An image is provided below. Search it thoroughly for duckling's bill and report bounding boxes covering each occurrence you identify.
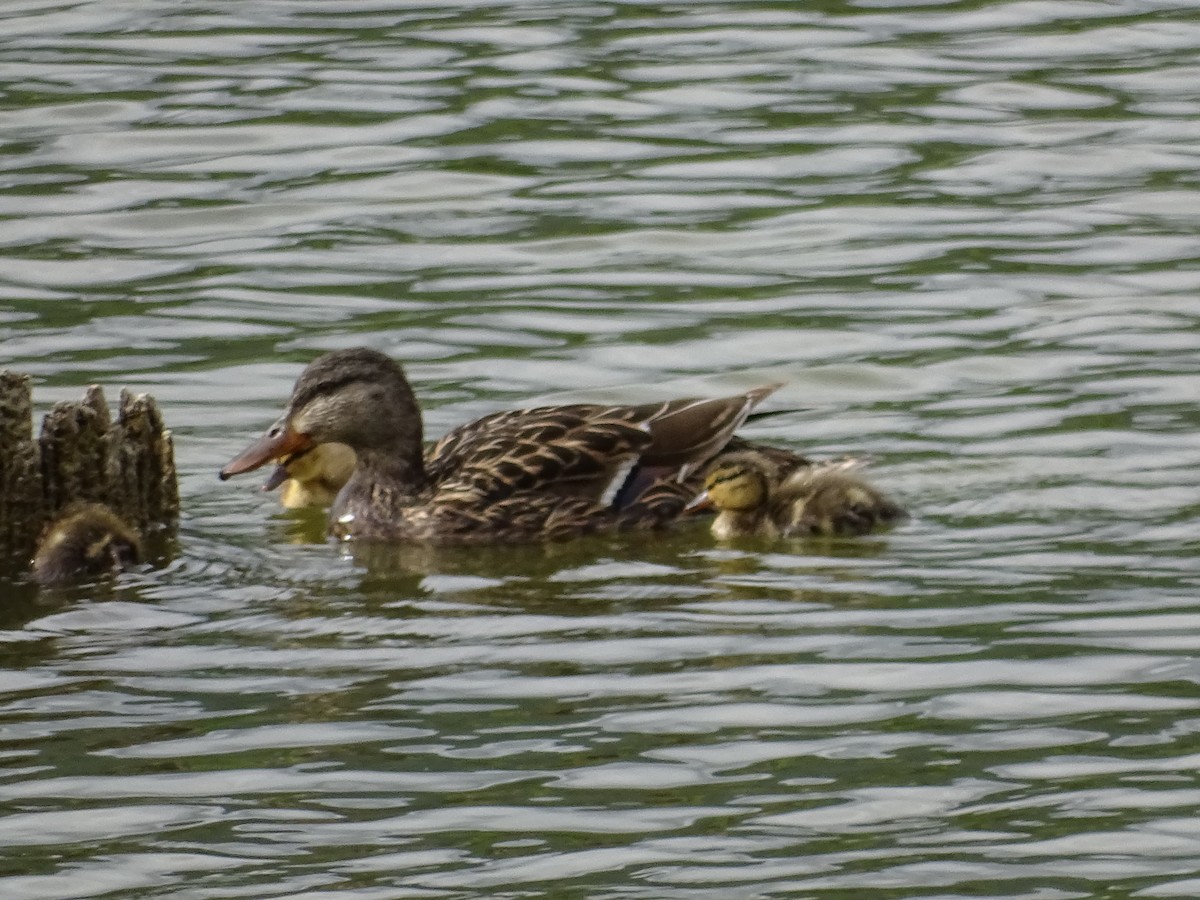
[261,460,293,492]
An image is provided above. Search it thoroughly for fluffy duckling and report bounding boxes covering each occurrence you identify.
[262,442,356,509]
[700,450,906,540]
[32,503,142,585]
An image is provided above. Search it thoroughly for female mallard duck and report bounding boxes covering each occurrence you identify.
[32,502,141,585]
[698,450,906,539]
[261,442,356,509]
[220,347,782,543]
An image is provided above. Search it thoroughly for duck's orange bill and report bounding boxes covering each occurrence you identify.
[684,491,712,513]
[219,423,312,481]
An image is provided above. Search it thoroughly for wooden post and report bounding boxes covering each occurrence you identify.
[0,373,179,576]
[40,384,112,515]
[108,389,180,533]
[0,372,44,567]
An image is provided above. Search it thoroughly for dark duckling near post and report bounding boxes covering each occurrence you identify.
[32,503,142,586]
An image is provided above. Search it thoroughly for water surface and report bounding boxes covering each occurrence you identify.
[2,1,1200,897]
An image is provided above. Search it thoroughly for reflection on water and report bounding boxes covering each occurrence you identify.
[3,0,1200,897]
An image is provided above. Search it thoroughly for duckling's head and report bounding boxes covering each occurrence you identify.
[262,442,357,508]
[221,348,420,481]
[702,454,772,512]
[32,503,141,586]
[280,442,356,488]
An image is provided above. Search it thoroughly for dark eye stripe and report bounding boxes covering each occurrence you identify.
[707,468,748,488]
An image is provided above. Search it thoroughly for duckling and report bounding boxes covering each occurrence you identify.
[700,450,906,540]
[261,442,356,509]
[32,503,141,585]
[221,347,783,543]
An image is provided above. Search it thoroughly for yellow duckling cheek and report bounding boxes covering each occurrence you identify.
[288,457,317,482]
[711,477,764,512]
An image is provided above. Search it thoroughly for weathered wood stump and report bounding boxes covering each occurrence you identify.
[0,372,178,575]
[0,372,42,568]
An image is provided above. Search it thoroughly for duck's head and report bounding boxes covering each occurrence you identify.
[221,348,420,481]
[693,452,773,513]
[33,503,142,585]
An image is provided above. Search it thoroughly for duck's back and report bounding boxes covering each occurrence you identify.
[346,392,775,543]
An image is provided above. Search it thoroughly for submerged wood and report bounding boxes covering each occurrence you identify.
[0,373,178,576]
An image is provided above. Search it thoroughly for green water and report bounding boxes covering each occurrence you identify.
[2,1,1200,897]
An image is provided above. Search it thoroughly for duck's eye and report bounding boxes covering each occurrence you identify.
[268,423,283,438]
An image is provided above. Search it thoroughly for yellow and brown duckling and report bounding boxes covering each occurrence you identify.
[698,450,906,540]
[262,441,356,509]
[220,347,783,543]
[32,502,142,585]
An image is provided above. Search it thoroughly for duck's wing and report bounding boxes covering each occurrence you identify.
[426,385,782,516]
[428,404,654,506]
[613,382,782,474]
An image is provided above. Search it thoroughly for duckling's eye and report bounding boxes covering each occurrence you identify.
[268,423,283,438]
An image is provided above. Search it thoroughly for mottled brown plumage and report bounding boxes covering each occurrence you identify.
[221,347,782,543]
[32,502,141,585]
[701,449,906,539]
